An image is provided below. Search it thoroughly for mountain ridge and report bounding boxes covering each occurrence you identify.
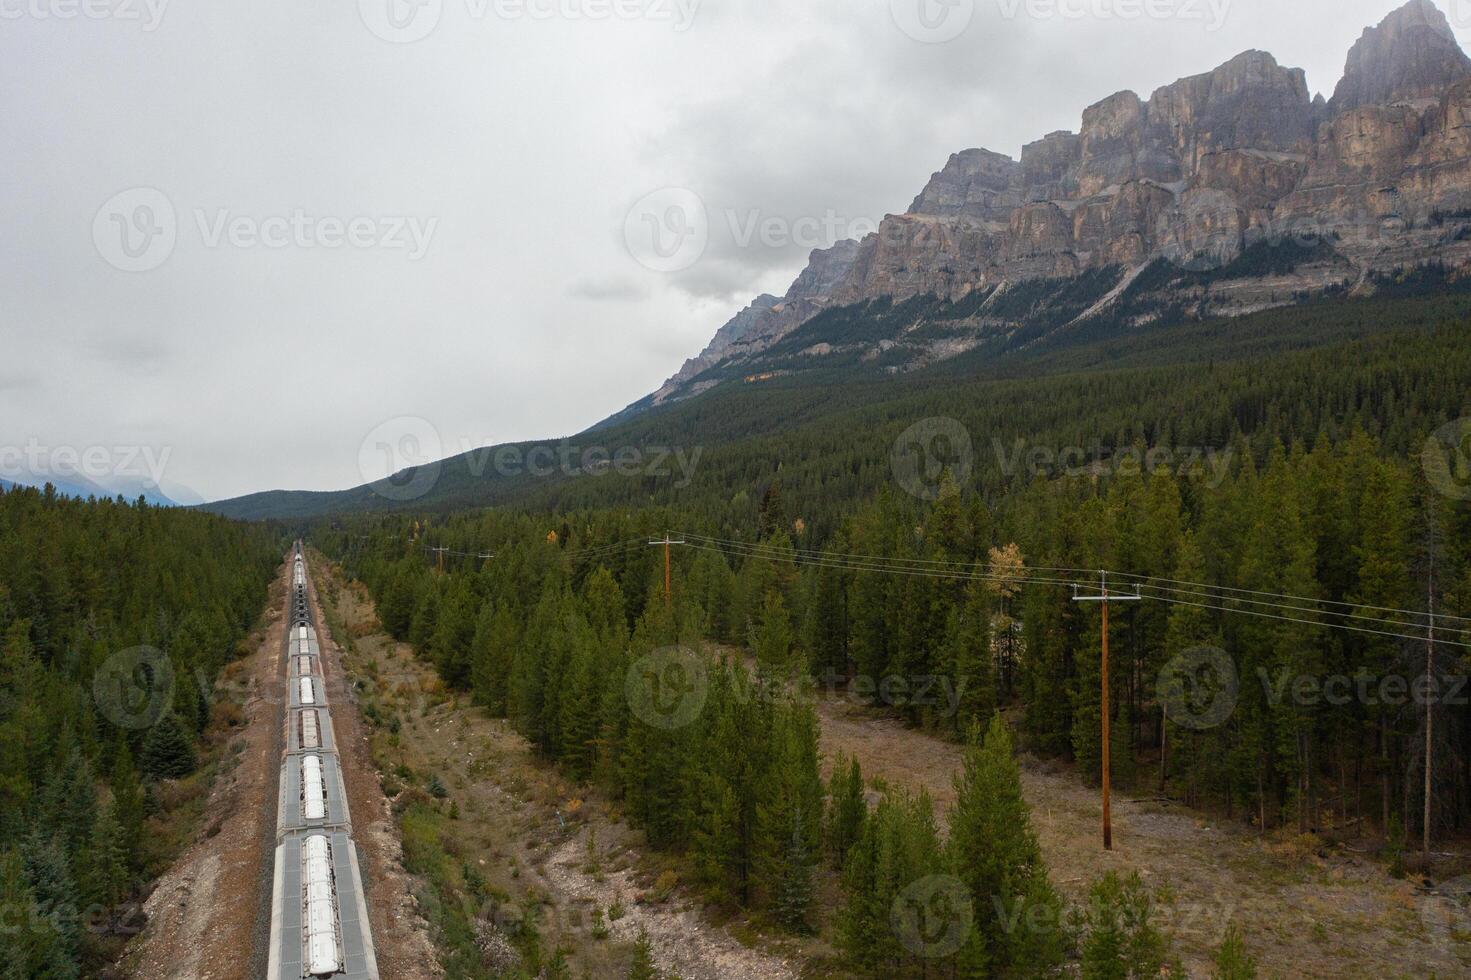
[621,0,1471,416]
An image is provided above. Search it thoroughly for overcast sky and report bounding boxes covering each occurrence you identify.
[2,0,1463,502]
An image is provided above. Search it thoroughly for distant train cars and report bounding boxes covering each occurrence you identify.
[268,544,378,980]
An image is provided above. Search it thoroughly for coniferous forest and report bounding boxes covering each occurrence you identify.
[310,301,1471,973]
[0,485,278,977]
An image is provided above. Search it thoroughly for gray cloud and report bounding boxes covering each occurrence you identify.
[566,276,651,301]
[0,372,39,393]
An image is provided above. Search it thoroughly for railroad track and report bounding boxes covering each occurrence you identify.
[266,543,380,980]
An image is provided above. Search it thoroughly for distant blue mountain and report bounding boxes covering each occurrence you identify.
[0,470,182,506]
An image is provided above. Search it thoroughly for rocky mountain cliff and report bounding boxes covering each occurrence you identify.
[632,0,1471,414]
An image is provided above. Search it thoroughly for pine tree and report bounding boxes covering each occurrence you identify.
[1161,530,1222,805]
[771,817,815,931]
[1212,924,1258,979]
[0,849,78,979]
[557,617,600,781]
[758,480,787,540]
[753,704,823,922]
[826,754,866,867]
[1080,871,1168,980]
[21,831,82,972]
[140,712,196,780]
[803,559,848,680]
[752,590,795,674]
[468,600,516,714]
[110,740,148,866]
[1111,700,1136,789]
[407,582,440,651]
[428,580,477,688]
[583,565,629,648]
[87,799,130,909]
[947,716,1065,975]
[942,584,995,737]
[627,928,657,980]
[839,788,946,974]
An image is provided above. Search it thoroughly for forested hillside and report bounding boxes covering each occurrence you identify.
[207,289,1471,522]
[313,387,1471,972]
[0,485,278,977]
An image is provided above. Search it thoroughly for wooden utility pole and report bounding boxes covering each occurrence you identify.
[1074,570,1142,850]
[430,545,448,574]
[1425,547,1436,859]
[648,535,685,605]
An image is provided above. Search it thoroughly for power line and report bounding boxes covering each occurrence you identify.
[1117,578,1471,638]
[680,531,1471,637]
[679,539,1083,589]
[676,534,1471,651]
[700,530,1471,626]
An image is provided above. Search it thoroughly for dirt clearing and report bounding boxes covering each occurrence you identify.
[818,695,1469,979]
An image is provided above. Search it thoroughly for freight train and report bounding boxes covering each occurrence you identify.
[266,543,379,980]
